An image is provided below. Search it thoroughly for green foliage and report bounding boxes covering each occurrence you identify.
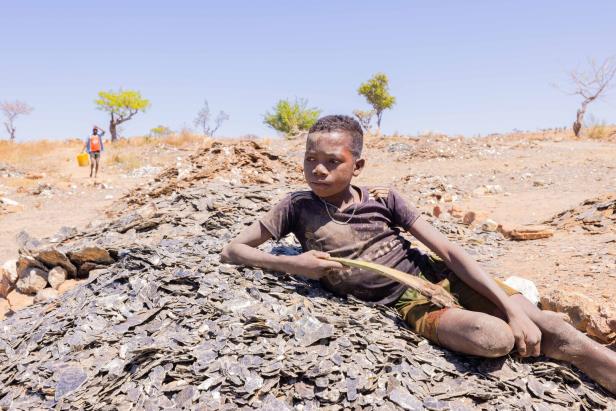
[357,73,396,127]
[150,125,173,137]
[263,98,320,137]
[95,90,150,120]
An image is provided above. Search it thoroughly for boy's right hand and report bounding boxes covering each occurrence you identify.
[285,250,348,280]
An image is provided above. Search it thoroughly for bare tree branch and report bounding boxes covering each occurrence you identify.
[566,57,616,137]
[0,100,34,140]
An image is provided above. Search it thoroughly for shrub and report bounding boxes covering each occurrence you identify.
[263,98,320,138]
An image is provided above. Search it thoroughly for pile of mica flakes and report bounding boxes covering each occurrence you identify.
[0,144,614,410]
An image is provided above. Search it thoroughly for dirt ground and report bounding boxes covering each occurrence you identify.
[1,131,615,339]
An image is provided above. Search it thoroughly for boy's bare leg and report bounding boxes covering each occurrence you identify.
[90,160,94,178]
[94,157,99,178]
[508,294,616,394]
[436,308,514,358]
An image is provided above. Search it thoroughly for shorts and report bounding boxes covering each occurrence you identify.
[89,151,101,160]
[394,255,519,344]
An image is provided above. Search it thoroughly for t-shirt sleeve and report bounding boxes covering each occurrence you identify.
[388,189,421,230]
[259,194,295,241]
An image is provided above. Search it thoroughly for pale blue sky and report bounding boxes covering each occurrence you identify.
[1,1,615,140]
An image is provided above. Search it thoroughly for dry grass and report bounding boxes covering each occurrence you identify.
[105,150,143,171]
[0,139,79,165]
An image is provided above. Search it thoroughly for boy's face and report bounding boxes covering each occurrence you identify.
[303,131,364,199]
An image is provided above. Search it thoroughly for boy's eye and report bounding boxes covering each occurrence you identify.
[305,157,315,162]
[330,159,341,165]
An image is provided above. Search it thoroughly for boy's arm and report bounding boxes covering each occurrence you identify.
[221,221,346,280]
[408,217,542,357]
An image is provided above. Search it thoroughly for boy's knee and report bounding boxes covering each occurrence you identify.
[467,317,514,358]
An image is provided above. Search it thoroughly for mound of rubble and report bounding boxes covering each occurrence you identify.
[546,194,616,235]
[123,140,303,206]
[1,167,614,410]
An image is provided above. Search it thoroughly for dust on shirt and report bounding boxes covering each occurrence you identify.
[260,186,430,305]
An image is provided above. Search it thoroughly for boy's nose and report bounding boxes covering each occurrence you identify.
[313,164,328,176]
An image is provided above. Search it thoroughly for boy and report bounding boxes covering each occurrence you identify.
[221,115,616,394]
[82,126,105,178]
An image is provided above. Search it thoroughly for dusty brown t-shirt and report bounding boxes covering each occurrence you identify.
[260,186,427,305]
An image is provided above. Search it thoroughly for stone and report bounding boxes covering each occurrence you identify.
[57,279,82,294]
[462,211,488,226]
[34,288,59,303]
[509,225,553,241]
[0,269,14,298]
[504,276,539,305]
[481,219,498,232]
[2,259,17,283]
[16,268,48,295]
[6,289,34,310]
[448,205,464,218]
[0,298,10,320]
[540,290,595,332]
[34,248,77,277]
[48,266,67,289]
[67,247,114,267]
[497,223,514,239]
[16,256,46,276]
[432,206,442,218]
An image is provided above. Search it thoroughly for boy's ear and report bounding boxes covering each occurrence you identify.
[353,158,365,176]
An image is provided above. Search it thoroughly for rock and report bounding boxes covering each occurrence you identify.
[540,290,595,332]
[77,262,104,278]
[609,318,616,333]
[16,256,46,276]
[6,289,34,311]
[497,223,514,239]
[16,268,48,295]
[462,211,488,225]
[0,298,10,320]
[448,205,464,218]
[34,248,77,277]
[26,172,45,180]
[67,247,114,267]
[482,219,498,232]
[509,225,554,241]
[0,269,14,298]
[472,186,487,197]
[388,143,412,153]
[48,266,67,289]
[34,288,59,303]
[2,259,18,283]
[57,279,82,294]
[504,276,539,305]
[0,197,20,206]
[432,205,442,218]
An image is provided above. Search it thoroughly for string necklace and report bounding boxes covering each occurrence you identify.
[321,194,359,225]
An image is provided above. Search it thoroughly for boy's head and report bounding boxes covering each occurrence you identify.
[304,115,365,200]
[92,127,98,135]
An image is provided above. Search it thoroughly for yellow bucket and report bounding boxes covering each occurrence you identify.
[77,152,89,167]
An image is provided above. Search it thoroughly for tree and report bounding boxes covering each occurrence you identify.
[194,100,229,137]
[353,109,376,133]
[149,125,173,137]
[567,57,616,137]
[0,100,33,141]
[357,73,396,130]
[95,90,150,141]
[263,98,320,138]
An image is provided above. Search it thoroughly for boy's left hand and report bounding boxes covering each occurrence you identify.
[507,310,542,357]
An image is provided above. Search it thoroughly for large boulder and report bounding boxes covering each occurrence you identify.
[540,289,615,343]
[48,266,67,289]
[34,248,77,277]
[2,259,17,283]
[67,247,114,267]
[6,289,34,311]
[16,256,46,276]
[16,268,48,295]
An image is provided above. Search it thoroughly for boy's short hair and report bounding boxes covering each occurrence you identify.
[308,115,363,158]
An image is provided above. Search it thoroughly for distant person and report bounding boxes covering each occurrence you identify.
[82,126,105,178]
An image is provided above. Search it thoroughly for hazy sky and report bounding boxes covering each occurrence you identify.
[1,1,615,140]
